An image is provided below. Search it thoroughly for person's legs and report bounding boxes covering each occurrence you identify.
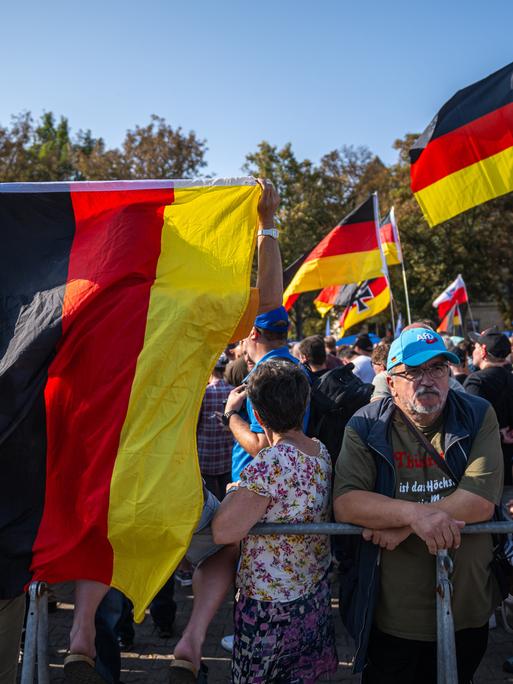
[94,589,128,684]
[173,544,239,670]
[150,575,177,636]
[362,627,425,684]
[170,486,239,675]
[455,623,488,683]
[70,580,110,658]
[0,594,25,684]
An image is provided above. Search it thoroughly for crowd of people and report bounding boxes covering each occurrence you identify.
[3,180,513,684]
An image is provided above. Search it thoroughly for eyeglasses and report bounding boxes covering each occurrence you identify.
[390,363,449,382]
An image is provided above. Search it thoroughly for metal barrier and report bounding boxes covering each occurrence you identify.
[250,521,513,684]
[20,521,513,684]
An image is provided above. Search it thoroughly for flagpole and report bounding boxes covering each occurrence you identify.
[373,192,395,335]
[466,300,478,332]
[389,282,396,334]
[462,279,478,333]
[391,207,412,325]
[401,263,412,325]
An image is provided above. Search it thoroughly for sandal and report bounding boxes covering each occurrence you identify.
[169,659,208,683]
[63,654,108,683]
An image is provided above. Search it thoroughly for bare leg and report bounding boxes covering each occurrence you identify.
[69,580,110,658]
[173,544,238,670]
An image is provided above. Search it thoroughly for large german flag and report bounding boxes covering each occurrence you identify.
[283,194,385,310]
[0,179,259,619]
[410,61,513,227]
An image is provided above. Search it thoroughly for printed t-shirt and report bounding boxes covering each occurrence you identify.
[231,347,310,480]
[334,404,503,640]
[237,440,332,602]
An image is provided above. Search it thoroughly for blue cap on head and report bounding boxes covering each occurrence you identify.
[387,328,460,372]
[254,306,290,333]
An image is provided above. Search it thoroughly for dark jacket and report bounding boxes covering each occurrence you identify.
[340,390,490,672]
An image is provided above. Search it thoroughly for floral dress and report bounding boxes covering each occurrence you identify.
[232,440,338,683]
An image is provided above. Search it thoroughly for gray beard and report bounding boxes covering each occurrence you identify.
[406,388,444,416]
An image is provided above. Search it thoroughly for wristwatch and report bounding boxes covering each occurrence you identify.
[222,410,238,426]
[257,228,279,239]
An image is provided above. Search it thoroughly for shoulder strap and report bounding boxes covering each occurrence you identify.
[394,406,459,483]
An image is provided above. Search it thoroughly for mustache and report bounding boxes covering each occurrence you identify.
[414,387,442,399]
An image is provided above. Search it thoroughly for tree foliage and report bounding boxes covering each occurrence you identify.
[0,111,207,183]
[0,111,511,330]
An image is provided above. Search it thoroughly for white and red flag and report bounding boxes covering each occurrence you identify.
[433,275,468,319]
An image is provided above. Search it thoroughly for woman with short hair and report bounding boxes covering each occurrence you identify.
[212,359,337,683]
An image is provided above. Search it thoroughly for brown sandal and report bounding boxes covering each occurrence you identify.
[63,654,108,683]
[169,659,202,683]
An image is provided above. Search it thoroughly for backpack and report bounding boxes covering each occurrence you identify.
[306,362,374,464]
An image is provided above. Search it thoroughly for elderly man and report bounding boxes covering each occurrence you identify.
[334,327,503,683]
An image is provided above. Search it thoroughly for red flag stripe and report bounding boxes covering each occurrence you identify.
[380,222,394,244]
[411,102,513,192]
[304,220,378,263]
[32,188,174,584]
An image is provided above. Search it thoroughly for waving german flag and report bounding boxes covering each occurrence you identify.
[0,179,259,619]
[379,207,403,266]
[283,194,385,309]
[410,61,513,227]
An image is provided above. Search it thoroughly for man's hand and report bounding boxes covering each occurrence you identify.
[225,385,247,413]
[362,526,411,551]
[256,179,280,229]
[410,508,465,555]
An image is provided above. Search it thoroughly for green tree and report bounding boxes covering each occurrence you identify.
[120,115,207,179]
[244,142,390,336]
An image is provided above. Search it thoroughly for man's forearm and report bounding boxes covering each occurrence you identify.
[256,235,283,313]
[335,488,495,532]
[429,488,495,523]
[228,415,268,456]
[334,490,420,530]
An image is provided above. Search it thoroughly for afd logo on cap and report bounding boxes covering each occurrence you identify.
[417,332,437,344]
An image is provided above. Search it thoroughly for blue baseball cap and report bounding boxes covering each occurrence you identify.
[387,328,460,372]
[254,306,290,333]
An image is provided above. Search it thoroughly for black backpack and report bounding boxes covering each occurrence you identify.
[306,362,374,464]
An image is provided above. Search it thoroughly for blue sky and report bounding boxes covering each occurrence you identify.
[1,0,512,176]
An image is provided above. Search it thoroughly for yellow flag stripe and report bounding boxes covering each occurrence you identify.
[108,184,259,620]
[283,249,384,305]
[382,241,402,266]
[341,285,390,334]
[414,145,513,227]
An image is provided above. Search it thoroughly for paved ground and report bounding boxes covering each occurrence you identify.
[19,577,513,683]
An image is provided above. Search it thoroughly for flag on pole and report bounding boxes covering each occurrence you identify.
[410,61,513,227]
[379,207,403,265]
[314,284,346,317]
[0,178,259,620]
[436,304,463,334]
[338,276,391,335]
[283,195,385,310]
[433,274,468,320]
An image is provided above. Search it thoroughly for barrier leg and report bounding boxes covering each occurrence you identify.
[20,581,49,684]
[37,586,50,684]
[436,550,458,684]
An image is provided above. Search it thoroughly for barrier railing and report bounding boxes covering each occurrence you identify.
[21,521,513,684]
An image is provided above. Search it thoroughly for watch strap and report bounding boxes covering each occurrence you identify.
[222,409,238,426]
[257,228,279,239]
